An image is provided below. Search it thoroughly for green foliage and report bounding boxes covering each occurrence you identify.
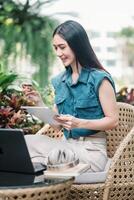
[0,0,59,87]
[0,64,18,92]
[120,27,134,38]
[32,80,55,108]
[119,26,134,67]
[0,67,44,134]
[116,87,134,105]
[39,84,55,108]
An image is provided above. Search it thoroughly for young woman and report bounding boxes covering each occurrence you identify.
[25,20,118,173]
[50,20,118,171]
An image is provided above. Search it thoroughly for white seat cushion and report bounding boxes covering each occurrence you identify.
[75,158,112,184]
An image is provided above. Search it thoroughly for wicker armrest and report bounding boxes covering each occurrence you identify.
[103,127,134,200]
[36,124,63,139]
[36,124,51,135]
[105,102,134,158]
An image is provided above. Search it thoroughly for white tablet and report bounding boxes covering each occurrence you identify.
[21,106,59,125]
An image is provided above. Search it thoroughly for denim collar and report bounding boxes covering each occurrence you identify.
[62,66,90,86]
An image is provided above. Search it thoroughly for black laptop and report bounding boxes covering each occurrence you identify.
[0,129,46,174]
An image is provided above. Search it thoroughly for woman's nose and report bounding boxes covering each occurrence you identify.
[56,49,63,57]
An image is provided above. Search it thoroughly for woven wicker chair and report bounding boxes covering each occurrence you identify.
[0,177,74,200]
[37,102,134,200]
[103,127,134,200]
[69,129,134,200]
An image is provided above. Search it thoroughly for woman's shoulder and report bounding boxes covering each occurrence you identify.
[88,68,115,92]
[90,68,110,76]
[89,68,113,82]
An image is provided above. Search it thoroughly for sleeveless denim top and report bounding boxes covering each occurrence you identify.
[51,67,115,139]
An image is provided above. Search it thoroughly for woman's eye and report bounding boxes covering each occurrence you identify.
[60,46,65,50]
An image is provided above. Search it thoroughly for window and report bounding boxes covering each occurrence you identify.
[89,31,101,38]
[106,60,116,67]
[107,47,116,52]
[107,32,116,38]
[93,46,101,52]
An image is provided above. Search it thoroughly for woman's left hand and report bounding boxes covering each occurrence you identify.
[54,114,80,130]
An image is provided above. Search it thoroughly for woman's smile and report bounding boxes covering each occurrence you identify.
[53,34,76,67]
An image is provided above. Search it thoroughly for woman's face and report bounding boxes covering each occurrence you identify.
[53,34,76,67]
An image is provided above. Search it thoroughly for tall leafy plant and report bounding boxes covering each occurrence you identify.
[0,0,58,87]
[0,65,18,92]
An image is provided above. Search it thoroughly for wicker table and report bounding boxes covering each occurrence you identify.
[0,172,74,200]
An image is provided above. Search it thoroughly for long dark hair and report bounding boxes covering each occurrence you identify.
[53,20,106,71]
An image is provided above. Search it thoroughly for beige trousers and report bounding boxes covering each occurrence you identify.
[25,132,107,172]
[62,132,107,172]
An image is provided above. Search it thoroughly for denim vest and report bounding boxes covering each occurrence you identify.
[51,67,115,139]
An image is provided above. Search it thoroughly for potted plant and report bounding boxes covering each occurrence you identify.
[0,70,44,134]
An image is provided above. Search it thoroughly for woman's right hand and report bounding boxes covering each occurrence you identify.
[54,114,80,130]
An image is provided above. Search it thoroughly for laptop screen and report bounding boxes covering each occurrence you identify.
[0,128,46,174]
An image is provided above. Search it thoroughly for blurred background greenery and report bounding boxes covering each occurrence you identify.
[0,0,134,106]
[0,0,133,134]
[0,0,59,88]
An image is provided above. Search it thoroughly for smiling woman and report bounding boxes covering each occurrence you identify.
[47,20,118,171]
[52,20,118,132]
[53,34,76,68]
[22,20,118,173]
